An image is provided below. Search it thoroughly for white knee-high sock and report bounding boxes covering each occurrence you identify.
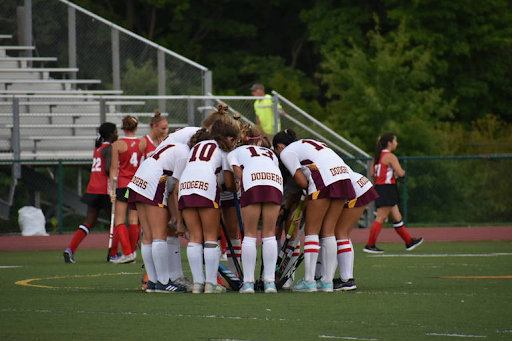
[241,237,257,283]
[227,238,242,275]
[304,235,320,283]
[167,237,183,281]
[204,241,221,284]
[141,244,157,283]
[337,239,354,281]
[152,239,170,285]
[187,242,204,284]
[262,236,277,282]
[320,236,337,283]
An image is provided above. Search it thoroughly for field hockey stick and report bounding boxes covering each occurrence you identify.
[276,195,305,269]
[275,219,305,284]
[220,219,244,279]
[218,262,243,291]
[233,194,245,238]
[106,176,117,261]
[276,252,304,290]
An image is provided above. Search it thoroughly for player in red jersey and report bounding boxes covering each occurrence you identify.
[363,133,423,254]
[109,115,143,264]
[63,123,118,263]
[140,110,169,160]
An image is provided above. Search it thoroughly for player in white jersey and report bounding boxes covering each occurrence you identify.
[333,170,379,291]
[272,128,356,292]
[227,125,283,293]
[127,142,190,293]
[174,120,239,294]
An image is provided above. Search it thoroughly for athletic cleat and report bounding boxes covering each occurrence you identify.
[141,272,148,291]
[204,282,226,294]
[334,278,357,291]
[145,281,156,293]
[282,277,294,290]
[292,278,317,292]
[154,280,186,293]
[239,282,255,294]
[192,282,205,294]
[316,280,334,292]
[264,281,277,294]
[363,245,385,254]
[63,248,75,263]
[112,253,136,264]
[108,253,122,263]
[173,276,194,292]
[406,237,424,251]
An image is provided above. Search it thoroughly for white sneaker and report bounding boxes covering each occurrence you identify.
[192,282,205,294]
[112,253,136,264]
[204,282,226,294]
[173,276,194,292]
[220,253,228,261]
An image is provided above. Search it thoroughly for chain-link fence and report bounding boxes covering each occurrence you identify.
[1,155,510,234]
[1,0,209,96]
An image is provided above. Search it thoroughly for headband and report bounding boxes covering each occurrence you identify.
[153,118,167,126]
[245,135,262,141]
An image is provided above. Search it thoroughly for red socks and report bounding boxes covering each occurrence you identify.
[366,221,382,246]
[114,224,132,256]
[393,221,412,244]
[128,224,140,252]
[68,224,90,253]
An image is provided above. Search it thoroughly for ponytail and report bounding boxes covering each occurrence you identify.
[96,122,117,148]
[374,133,395,164]
[272,128,297,149]
[188,128,212,149]
[121,115,138,131]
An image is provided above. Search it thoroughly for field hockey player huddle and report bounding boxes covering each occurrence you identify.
[66,104,396,294]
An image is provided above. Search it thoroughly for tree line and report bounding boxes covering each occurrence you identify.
[74,0,512,156]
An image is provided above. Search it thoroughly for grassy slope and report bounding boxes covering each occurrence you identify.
[0,241,511,341]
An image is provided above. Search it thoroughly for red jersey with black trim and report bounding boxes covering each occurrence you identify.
[86,142,110,194]
[118,137,142,188]
[373,150,396,185]
[142,135,159,161]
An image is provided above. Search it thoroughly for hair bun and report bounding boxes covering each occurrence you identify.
[217,104,228,115]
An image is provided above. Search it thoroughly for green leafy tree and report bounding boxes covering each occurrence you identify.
[320,19,455,155]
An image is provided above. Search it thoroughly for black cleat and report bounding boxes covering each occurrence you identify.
[363,245,385,254]
[334,278,357,291]
[406,237,424,251]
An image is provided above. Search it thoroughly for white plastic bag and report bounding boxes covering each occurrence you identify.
[18,206,49,236]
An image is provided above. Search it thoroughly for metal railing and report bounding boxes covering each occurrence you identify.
[1,155,511,233]
[1,0,211,103]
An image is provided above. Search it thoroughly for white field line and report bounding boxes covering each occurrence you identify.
[0,266,23,268]
[319,335,379,340]
[0,307,364,326]
[209,339,263,341]
[368,253,512,258]
[426,332,486,338]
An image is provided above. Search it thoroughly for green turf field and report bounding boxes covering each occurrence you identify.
[1,241,511,341]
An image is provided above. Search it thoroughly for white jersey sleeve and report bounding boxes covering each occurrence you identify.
[167,126,200,145]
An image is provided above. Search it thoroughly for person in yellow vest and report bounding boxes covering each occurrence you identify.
[250,83,285,137]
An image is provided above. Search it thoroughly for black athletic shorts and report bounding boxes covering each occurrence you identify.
[80,193,111,210]
[116,187,130,203]
[374,184,399,208]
